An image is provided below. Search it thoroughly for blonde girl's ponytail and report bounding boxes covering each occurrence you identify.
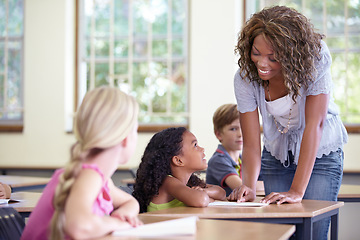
[49,87,139,239]
[50,142,87,240]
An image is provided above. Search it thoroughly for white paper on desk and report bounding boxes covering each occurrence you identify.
[112,216,198,237]
[0,199,9,205]
[209,201,269,207]
[0,199,20,205]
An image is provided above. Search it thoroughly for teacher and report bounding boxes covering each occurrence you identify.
[229,6,348,240]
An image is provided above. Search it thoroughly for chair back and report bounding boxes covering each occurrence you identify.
[0,207,25,240]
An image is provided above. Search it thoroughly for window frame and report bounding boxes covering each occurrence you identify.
[75,0,189,133]
[0,0,24,132]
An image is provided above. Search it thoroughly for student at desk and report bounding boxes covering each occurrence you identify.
[0,182,11,199]
[206,104,243,196]
[133,127,226,213]
[22,87,142,240]
[230,6,348,240]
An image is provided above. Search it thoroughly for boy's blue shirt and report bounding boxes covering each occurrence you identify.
[206,144,241,196]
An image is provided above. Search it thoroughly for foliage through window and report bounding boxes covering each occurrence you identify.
[77,0,188,129]
[246,0,360,126]
[0,0,24,130]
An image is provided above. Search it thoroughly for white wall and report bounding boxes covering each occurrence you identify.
[0,0,359,172]
[189,0,240,161]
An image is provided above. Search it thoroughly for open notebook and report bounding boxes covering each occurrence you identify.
[209,201,269,207]
[112,216,198,237]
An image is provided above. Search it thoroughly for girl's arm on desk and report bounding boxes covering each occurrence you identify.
[163,176,211,207]
[109,179,142,227]
[202,184,226,201]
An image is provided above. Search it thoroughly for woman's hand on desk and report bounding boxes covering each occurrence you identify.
[260,189,302,204]
[227,185,255,202]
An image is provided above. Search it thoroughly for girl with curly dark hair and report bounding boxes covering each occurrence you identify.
[133,127,226,213]
[229,6,347,240]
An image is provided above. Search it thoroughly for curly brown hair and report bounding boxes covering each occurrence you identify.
[235,5,324,101]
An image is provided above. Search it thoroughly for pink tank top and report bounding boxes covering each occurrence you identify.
[21,164,114,240]
[82,164,114,215]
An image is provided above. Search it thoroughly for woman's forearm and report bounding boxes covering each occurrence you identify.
[290,124,322,196]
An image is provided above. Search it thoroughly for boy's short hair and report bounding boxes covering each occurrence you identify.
[213,104,240,134]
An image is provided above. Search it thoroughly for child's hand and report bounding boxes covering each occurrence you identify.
[111,208,143,227]
[0,183,10,199]
[0,184,6,199]
[201,184,226,201]
[191,186,205,191]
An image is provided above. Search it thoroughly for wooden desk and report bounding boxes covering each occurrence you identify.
[101,216,295,240]
[143,198,344,240]
[337,184,360,202]
[120,178,135,187]
[0,193,296,240]
[0,191,42,219]
[0,175,50,192]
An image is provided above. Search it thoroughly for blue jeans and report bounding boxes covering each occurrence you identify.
[260,147,344,240]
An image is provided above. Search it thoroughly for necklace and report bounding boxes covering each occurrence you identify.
[267,87,292,134]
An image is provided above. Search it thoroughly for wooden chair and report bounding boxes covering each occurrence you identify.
[0,207,25,240]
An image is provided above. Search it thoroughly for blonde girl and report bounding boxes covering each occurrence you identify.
[22,87,141,240]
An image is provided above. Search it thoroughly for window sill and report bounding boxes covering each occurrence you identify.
[0,125,23,132]
[0,123,358,134]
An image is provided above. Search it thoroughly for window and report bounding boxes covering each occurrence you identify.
[0,0,24,131]
[245,0,360,132]
[77,0,188,131]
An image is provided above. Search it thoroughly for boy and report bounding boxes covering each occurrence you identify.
[206,104,243,196]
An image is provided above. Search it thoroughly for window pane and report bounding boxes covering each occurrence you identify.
[0,43,4,73]
[114,39,128,57]
[332,53,347,114]
[0,74,3,110]
[133,38,147,57]
[94,63,110,87]
[172,0,185,34]
[0,0,24,124]
[327,36,347,50]
[95,38,109,57]
[114,0,129,36]
[134,2,148,35]
[7,0,23,36]
[152,0,167,35]
[172,38,183,56]
[346,53,360,120]
[152,39,167,57]
[171,62,186,113]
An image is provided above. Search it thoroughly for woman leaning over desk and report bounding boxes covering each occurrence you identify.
[229,6,348,240]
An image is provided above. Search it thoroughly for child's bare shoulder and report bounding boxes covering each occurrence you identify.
[162,175,183,188]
